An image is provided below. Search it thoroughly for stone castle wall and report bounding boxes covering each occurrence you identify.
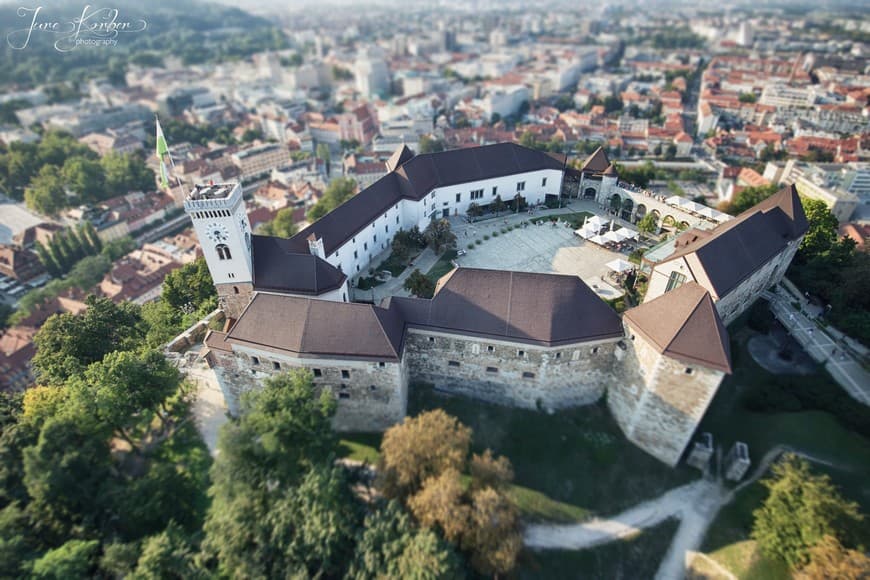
[216,282,254,320]
[608,327,724,466]
[402,329,620,410]
[208,346,407,432]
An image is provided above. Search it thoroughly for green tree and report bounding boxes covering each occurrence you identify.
[101,152,156,195]
[161,258,217,313]
[492,195,506,216]
[464,486,522,576]
[23,415,113,540]
[752,454,864,568]
[209,370,337,494]
[798,198,840,257]
[664,143,678,160]
[260,207,300,238]
[722,183,779,215]
[316,143,331,176]
[24,166,67,216]
[307,177,356,221]
[31,539,99,580]
[61,156,106,202]
[130,521,203,580]
[403,269,435,299]
[423,219,456,254]
[637,213,658,238]
[68,350,181,452]
[419,135,445,154]
[348,501,462,580]
[34,242,61,278]
[32,296,144,386]
[466,202,483,218]
[519,131,539,150]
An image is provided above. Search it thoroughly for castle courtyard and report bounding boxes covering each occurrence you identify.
[450,203,631,301]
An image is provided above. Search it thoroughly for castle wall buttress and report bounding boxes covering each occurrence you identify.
[609,327,725,466]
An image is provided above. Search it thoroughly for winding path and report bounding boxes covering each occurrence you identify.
[525,446,839,580]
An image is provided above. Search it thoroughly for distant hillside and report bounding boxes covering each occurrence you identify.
[1,0,287,88]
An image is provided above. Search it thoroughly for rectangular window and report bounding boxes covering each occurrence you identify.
[517,349,525,357]
[364,242,368,250]
[592,347,599,354]
[341,370,350,379]
[486,366,498,374]
[313,368,322,377]
[492,186,498,196]
[339,392,351,399]
[354,250,358,259]
[272,361,281,370]
[378,362,385,368]
[374,234,377,243]
[428,337,435,343]
[555,352,562,359]
[517,181,525,192]
[251,356,260,365]
[542,177,547,186]
[396,216,400,224]
[448,360,460,367]
[470,189,484,200]
[456,193,461,203]
[685,368,694,375]
[385,225,389,232]
[665,271,687,293]
[522,371,535,379]
[487,345,494,353]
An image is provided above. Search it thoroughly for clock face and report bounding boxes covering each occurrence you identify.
[205,222,230,243]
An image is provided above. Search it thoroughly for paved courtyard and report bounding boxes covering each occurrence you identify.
[452,209,628,300]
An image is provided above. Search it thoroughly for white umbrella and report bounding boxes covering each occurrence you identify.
[586,215,605,228]
[606,258,634,273]
[698,206,717,218]
[589,234,609,245]
[665,195,685,207]
[614,228,634,241]
[604,230,622,243]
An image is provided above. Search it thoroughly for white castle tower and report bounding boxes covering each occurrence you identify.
[183,182,254,316]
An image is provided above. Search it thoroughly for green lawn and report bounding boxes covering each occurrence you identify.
[697,319,870,578]
[338,383,697,523]
[425,249,458,283]
[517,518,680,579]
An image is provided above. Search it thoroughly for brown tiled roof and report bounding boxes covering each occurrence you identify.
[624,282,731,373]
[286,143,566,255]
[581,146,611,173]
[251,235,346,296]
[225,293,403,361]
[391,268,623,346]
[658,185,807,298]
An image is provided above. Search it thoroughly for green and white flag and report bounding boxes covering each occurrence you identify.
[155,117,171,189]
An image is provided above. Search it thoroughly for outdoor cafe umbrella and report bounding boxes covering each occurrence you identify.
[603,230,623,243]
[613,228,635,241]
[606,258,634,273]
[589,234,609,245]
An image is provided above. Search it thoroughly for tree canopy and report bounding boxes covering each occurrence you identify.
[307,177,357,222]
[32,296,145,386]
[752,454,864,568]
[259,207,300,239]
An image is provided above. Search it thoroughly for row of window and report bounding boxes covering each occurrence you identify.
[427,336,600,357]
[193,209,231,219]
[449,177,547,204]
[447,360,535,379]
[249,358,388,375]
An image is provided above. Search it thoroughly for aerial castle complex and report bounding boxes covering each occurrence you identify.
[190,143,807,466]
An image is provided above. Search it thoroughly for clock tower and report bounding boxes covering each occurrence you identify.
[183,182,254,318]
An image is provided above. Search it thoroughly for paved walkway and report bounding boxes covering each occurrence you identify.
[369,247,439,302]
[764,285,870,406]
[180,352,228,455]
